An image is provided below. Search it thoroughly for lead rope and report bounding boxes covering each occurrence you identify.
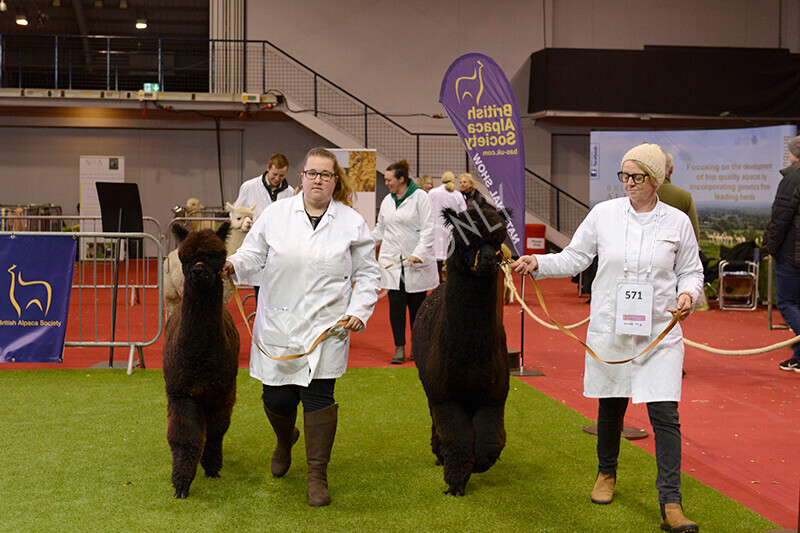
[499,263,800,357]
[227,275,347,361]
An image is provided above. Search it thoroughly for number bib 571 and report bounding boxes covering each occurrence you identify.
[615,281,654,336]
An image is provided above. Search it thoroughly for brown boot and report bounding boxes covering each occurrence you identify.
[660,502,699,533]
[304,403,338,507]
[263,406,300,477]
[590,472,615,504]
[391,346,405,365]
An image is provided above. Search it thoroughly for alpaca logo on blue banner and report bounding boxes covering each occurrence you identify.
[0,235,77,363]
[455,60,484,105]
[7,265,52,317]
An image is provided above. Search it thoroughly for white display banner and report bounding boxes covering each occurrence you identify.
[79,156,125,260]
[589,125,797,208]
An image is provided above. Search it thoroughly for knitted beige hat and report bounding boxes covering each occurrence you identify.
[788,136,800,158]
[621,143,666,187]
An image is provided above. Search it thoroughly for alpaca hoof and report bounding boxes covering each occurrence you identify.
[444,484,465,497]
[204,471,220,479]
[435,457,443,466]
[174,485,190,499]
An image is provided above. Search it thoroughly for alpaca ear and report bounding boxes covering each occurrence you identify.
[498,207,513,222]
[441,207,460,229]
[171,223,189,244]
[224,202,234,213]
[216,221,231,243]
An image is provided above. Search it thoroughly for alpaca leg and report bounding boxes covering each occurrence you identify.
[428,403,443,465]
[200,401,233,479]
[167,397,206,498]
[472,405,506,473]
[431,402,475,496]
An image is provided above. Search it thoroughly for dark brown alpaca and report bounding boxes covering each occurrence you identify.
[412,204,510,496]
[163,222,240,498]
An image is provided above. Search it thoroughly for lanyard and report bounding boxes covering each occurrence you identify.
[622,200,661,279]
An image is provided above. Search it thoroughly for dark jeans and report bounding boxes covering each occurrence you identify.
[597,398,682,504]
[262,379,336,415]
[775,258,800,359]
[387,279,427,347]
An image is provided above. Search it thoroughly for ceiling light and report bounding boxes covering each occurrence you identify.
[93,0,103,8]
[16,11,29,26]
[0,1,7,13]
[135,18,147,29]
[119,0,127,8]
[52,0,61,7]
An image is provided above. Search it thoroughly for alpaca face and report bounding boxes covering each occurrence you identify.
[442,205,509,277]
[173,223,231,290]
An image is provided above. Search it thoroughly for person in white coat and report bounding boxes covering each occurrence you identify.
[233,153,294,299]
[512,143,703,533]
[428,170,467,281]
[373,159,439,364]
[223,147,380,507]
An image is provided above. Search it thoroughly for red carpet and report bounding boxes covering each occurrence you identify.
[3,264,799,528]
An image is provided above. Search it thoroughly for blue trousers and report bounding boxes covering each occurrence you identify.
[775,258,800,359]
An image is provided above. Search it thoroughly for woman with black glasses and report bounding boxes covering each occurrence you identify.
[223,147,381,507]
[512,143,703,533]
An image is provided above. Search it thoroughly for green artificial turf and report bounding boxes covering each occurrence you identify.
[0,368,777,533]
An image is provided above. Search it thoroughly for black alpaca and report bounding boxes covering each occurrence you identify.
[162,222,240,498]
[412,204,511,496]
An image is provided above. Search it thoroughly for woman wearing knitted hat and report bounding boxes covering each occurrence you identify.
[512,143,703,533]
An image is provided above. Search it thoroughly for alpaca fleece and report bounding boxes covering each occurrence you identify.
[412,204,510,496]
[162,222,240,498]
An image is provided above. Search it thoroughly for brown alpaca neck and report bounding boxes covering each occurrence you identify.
[180,280,224,326]
[445,268,498,314]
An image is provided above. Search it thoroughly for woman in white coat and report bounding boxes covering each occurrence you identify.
[428,170,467,281]
[512,143,703,533]
[223,147,381,507]
[373,159,439,364]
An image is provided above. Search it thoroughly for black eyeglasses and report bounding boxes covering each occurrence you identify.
[617,171,648,184]
[302,169,335,181]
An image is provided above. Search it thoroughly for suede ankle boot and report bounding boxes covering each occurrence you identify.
[391,346,405,365]
[304,403,338,507]
[263,406,300,477]
[590,472,615,504]
[660,502,699,533]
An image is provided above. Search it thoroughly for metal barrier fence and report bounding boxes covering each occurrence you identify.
[1,34,589,236]
[1,228,163,374]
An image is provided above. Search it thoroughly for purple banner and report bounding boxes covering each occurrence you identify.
[440,52,525,255]
[0,235,76,363]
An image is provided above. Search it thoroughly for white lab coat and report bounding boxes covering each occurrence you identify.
[373,188,439,292]
[428,183,467,260]
[534,197,703,403]
[227,194,381,386]
[233,175,294,285]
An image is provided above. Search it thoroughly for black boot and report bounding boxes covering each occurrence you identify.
[391,346,405,365]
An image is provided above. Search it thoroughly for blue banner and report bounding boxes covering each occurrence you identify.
[0,235,77,363]
[440,52,526,255]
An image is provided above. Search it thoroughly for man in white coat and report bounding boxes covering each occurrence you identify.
[428,170,467,281]
[513,143,703,533]
[234,153,294,298]
[224,147,380,507]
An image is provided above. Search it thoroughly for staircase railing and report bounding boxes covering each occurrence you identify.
[0,34,589,235]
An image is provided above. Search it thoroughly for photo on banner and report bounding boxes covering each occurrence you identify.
[590,125,798,266]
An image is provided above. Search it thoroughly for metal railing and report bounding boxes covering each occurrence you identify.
[0,34,589,235]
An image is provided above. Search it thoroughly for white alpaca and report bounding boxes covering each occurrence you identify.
[163,203,256,318]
